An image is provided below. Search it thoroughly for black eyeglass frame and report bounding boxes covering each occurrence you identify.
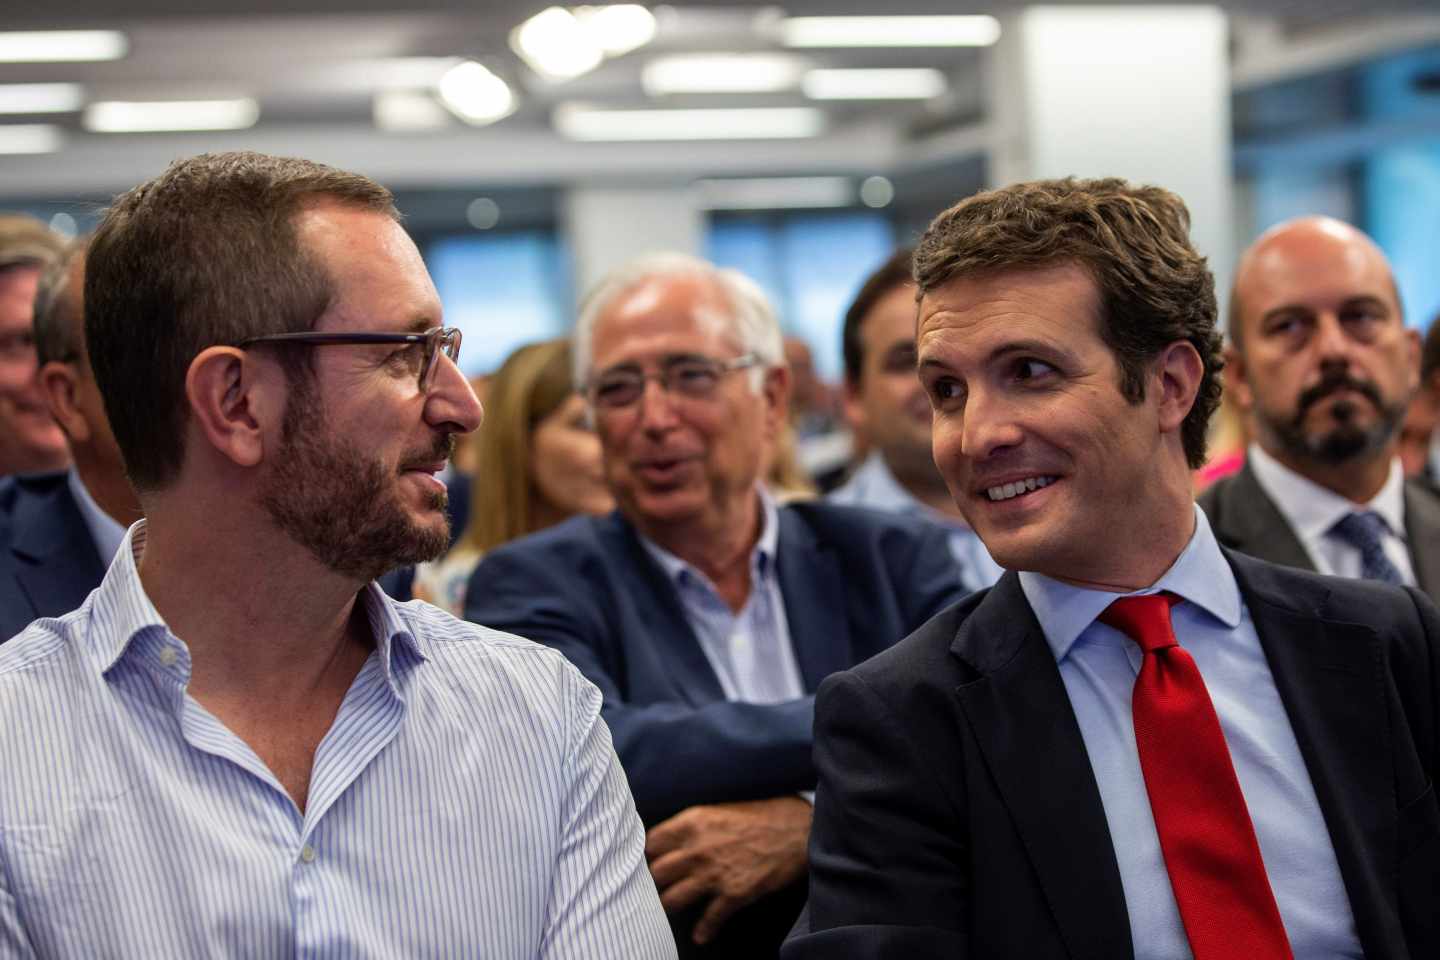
[238,326,462,393]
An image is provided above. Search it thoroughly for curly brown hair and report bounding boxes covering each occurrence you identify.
[913,177,1222,468]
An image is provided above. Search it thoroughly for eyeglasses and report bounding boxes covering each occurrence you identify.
[586,352,760,410]
[238,326,462,393]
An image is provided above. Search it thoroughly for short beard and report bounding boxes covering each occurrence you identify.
[259,379,453,582]
[1268,369,1404,467]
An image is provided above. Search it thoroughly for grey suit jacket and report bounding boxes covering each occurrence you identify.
[1198,460,1440,600]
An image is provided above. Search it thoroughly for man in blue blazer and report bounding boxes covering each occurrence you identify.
[466,253,965,958]
[2,239,139,641]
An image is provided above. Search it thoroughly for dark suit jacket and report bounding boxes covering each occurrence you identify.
[1199,460,1440,599]
[465,502,965,824]
[785,552,1439,959]
[0,472,106,643]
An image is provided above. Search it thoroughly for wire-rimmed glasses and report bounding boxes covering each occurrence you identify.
[239,326,462,393]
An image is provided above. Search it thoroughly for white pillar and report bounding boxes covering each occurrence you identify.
[563,185,704,305]
[988,5,1235,305]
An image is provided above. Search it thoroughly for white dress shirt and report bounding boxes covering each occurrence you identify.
[1247,443,1416,585]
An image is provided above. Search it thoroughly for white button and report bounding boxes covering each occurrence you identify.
[300,845,316,863]
[157,648,177,667]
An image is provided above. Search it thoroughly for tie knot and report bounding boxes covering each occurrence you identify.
[1098,592,1181,654]
[1330,510,1389,548]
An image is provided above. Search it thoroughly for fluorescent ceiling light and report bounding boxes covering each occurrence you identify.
[83,98,259,133]
[578,5,657,57]
[0,83,85,114]
[781,16,1001,48]
[802,68,946,100]
[696,177,852,210]
[0,124,63,154]
[437,61,515,125]
[373,90,451,131]
[643,54,804,95]
[554,105,825,140]
[0,30,127,63]
[511,7,603,80]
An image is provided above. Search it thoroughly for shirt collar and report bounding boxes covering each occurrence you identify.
[641,484,781,587]
[1248,442,1408,542]
[1019,504,1242,664]
[90,520,427,689]
[67,467,127,566]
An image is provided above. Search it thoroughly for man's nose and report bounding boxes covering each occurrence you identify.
[959,389,1024,461]
[636,377,680,433]
[426,353,484,434]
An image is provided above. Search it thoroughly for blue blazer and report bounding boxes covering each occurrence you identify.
[0,472,106,642]
[464,501,966,824]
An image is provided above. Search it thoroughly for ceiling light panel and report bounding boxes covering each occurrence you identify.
[0,124,63,153]
[373,91,451,131]
[511,7,604,80]
[643,54,804,95]
[437,61,516,126]
[0,31,127,63]
[696,177,852,210]
[83,99,260,133]
[579,5,657,57]
[0,83,85,114]
[802,68,947,100]
[554,105,825,140]
[781,16,1001,48]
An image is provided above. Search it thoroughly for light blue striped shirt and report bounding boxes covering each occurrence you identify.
[0,523,676,959]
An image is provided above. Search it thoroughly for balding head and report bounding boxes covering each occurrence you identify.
[1229,216,1401,353]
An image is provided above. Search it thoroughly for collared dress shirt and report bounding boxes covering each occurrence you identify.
[1018,506,1362,960]
[0,522,676,959]
[1247,442,1416,586]
[66,467,126,567]
[640,487,804,705]
[830,451,1003,593]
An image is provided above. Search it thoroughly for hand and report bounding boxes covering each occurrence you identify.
[645,796,812,945]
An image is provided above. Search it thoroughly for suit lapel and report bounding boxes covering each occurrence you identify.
[10,479,105,621]
[1228,552,1397,957]
[1210,463,1316,571]
[950,574,1134,960]
[602,515,727,705]
[775,508,851,691]
[1402,482,1440,601]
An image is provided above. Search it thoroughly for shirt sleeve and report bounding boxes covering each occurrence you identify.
[539,666,678,960]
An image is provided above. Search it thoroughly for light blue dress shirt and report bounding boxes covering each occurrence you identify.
[830,451,1003,593]
[0,522,676,959]
[641,487,805,705]
[66,467,126,566]
[1018,507,1361,960]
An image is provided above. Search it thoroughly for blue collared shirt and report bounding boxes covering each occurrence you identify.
[0,522,676,959]
[66,467,126,566]
[1019,507,1361,960]
[830,452,1003,593]
[640,488,805,705]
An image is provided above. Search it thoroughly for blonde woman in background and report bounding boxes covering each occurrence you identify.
[414,339,614,613]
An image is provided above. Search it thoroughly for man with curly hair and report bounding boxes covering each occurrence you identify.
[787,178,1439,960]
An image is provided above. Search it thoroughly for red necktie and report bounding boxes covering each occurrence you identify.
[1099,593,1293,960]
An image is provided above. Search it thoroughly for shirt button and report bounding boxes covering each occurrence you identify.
[157,648,178,667]
[300,845,316,863]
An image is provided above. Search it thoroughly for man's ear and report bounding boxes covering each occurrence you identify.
[1154,340,1204,436]
[840,376,868,435]
[185,346,280,470]
[1221,342,1252,412]
[762,363,792,434]
[36,362,88,443]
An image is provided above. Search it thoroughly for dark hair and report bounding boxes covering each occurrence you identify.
[1424,311,1440,386]
[86,151,398,491]
[33,237,86,367]
[913,177,1222,468]
[841,246,914,386]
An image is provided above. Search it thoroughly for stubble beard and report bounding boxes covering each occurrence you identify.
[259,384,453,583]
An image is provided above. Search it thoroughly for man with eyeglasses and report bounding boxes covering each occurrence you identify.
[0,214,69,479]
[0,152,674,958]
[466,252,965,958]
